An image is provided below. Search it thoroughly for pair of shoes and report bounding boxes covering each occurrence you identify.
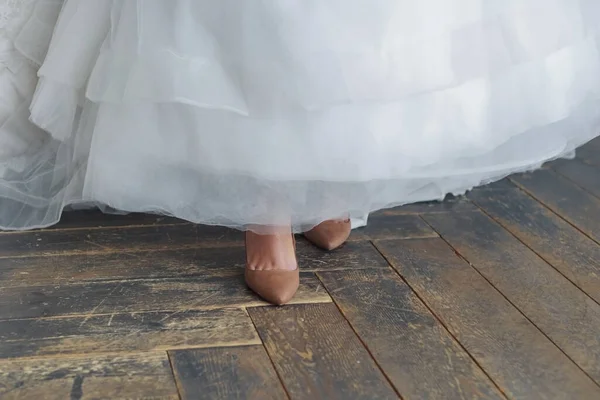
[244,219,351,305]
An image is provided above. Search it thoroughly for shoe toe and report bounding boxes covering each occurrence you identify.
[245,269,300,305]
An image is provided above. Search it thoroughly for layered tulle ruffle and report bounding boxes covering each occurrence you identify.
[1,0,600,231]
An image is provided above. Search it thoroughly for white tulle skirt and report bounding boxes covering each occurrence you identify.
[1,0,600,232]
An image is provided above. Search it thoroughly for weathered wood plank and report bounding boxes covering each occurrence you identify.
[577,137,600,167]
[0,272,330,319]
[377,238,600,399]
[373,195,477,215]
[248,303,398,400]
[510,170,600,243]
[0,241,388,288]
[552,159,600,199]
[170,346,287,400]
[470,188,600,303]
[0,352,179,399]
[55,209,187,230]
[0,215,436,259]
[0,224,243,258]
[352,214,437,241]
[424,212,600,385]
[0,309,259,359]
[318,269,504,400]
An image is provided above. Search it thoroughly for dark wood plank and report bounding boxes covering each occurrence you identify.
[0,309,259,359]
[55,209,187,230]
[248,303,398,400]
[477,178,517,191]
[377,238,600,399]
[0,241,388,288]
[0,352,179,399]
[373,195,477,215]
[577,136,600,167]
[170,346,287,400]
[0,224,243,258]
[552,159,600,199]
[0,272,330,319]
[352,214,437,241]
[510,170,600,243]
[424,212,600,385]
[470,188,600,303]
[318,269,503,400]
[0,216,436,259]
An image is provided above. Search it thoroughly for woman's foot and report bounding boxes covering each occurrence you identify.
[245,228,299,305]
[304,219,351,251]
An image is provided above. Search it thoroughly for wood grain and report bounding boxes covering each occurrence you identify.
[170,346,287,400]
[0,271,330,319]
[577,137,600,167]
[424,212,600,385]
[377,237,600,399]
[552,159,600,199]
[510,170,600,243]
[0,352,179,399]
[0,224,243,258]
[0,241,388,288]
[248,303,398,400]
[372,195,477,215]
[0,309,259,359]
[352,214,437,241]
[318,268,503,400]
[470,188,600,303]
[54,209,187,230]
[0,216,436,259]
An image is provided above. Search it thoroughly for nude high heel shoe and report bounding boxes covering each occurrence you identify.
[304,219,351,251]
[245,230,299,305]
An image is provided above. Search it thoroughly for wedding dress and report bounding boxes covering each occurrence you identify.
[1,0,599,232]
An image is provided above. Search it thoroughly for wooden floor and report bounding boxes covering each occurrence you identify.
[1,138,599,400]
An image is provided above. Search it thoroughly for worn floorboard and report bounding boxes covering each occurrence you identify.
[0,241,387,288]
[0,272,330,319]
[1,149,599,399]
[552,159,600,199]
[0,352,179,400]
[170,346,287,400]
[377,238,600,399]
[0,309,260,359]
[469,187,600,303]
[248,303,399,400]
[424,212,600,385]
[318,268,504,400]
[511,170,600,243]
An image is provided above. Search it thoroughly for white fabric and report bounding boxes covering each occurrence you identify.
[1,0,599,231]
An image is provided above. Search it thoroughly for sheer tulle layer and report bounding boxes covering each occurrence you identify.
[0,0,60,175]
[1,0,600,231]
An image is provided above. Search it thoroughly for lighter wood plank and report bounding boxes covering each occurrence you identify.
[0,271,330,319]
[0,352,179,399]
[170,346,287,400]
[0,309,259,359]
[0,241,387,288]
[249,303,398,400]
